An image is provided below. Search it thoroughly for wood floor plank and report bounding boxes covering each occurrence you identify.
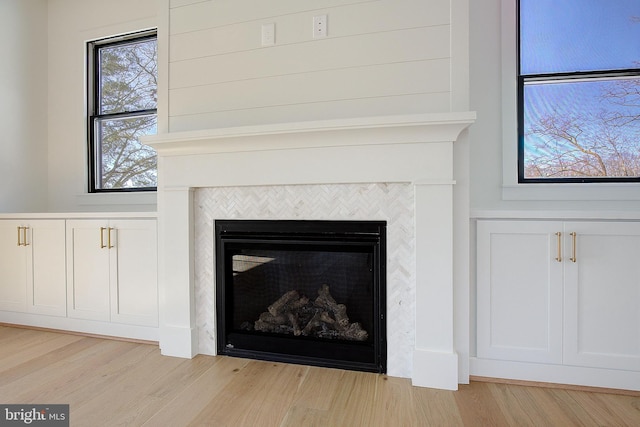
[114,354,222,426]
[69,346,188,425]
[0,335,100,386]
[585,392,640,426]
[141,356,250,427]
[546,389,607,426]
[413,383,465,426]
[453,382,511,427]
[488,382,600,426]
[279,406,329,427]
[0,339,142,404]
[188,360,307,427]
[368,376,416,426]
[289,365,346,411]
[1,326,639,426]
[320,369,378,426]
[0,327,79,373]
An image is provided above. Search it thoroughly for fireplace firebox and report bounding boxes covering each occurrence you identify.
[215,220,386,373]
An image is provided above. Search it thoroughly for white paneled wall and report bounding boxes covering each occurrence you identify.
[167,0,452,131]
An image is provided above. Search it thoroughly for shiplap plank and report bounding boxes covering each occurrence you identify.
[168,92,450,132]
[170,0,449,61]
[170,59,449,116]
[170,0,207,9]
[170,26,449,89]
[170,0,380,35]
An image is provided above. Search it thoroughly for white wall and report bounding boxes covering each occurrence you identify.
[46,0,158,212]
[167,0,455,131]
[0,0,48,213]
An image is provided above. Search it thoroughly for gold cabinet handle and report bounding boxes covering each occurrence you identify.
[555,232,562,262]
[108,227,114,249]
[22,227,29,246]
[570,232,577,263]
[17,226,29,246]
[100,227,107,249]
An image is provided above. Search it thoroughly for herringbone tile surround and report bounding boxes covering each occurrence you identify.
[194,183,415,378]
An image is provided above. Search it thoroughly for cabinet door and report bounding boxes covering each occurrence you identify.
[28,220,67,316]
[109,219,158,327]
[66,220,111,321]
[564,221,640,371]
[0,221,28,312]
[477,220,563,364]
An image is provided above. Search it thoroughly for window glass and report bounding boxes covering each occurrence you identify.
[520,0,640,75]
[95,115,158,189]
[99,38,157,115]
[519,1,640,182]
[523,78,640,178]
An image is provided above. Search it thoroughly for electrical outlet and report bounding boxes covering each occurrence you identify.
[262,23,275,46]
[313,15,327,38]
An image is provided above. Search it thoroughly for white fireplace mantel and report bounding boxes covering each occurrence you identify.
[143,112,475,390]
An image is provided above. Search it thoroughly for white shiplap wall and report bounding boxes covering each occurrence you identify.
[167,0,452,131]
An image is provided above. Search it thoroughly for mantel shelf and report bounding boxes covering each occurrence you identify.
[142,112,476,156]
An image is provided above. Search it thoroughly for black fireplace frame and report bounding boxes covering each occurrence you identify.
[215,219,387,373]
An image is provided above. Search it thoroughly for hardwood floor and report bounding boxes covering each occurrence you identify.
[1,325,639,426]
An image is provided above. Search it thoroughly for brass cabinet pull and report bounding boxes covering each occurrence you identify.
[570,232,577,263]
[17,226,29,246]
[107,227,114,249]
[555,232,562,262]
[100,227,107,248]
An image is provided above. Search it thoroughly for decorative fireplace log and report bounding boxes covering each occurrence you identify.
[253,284,368,341]
[267,290,300,316]
[315,284,350,327]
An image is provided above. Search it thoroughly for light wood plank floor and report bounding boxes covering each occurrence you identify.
[1,325,639,426]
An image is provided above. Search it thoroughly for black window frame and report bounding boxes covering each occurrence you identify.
[517,1,640,184]
[87,29,158,193]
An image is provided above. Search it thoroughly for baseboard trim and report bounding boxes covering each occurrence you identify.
[0,322,158,346]
[469,375,640,397]
[470,357,640,393]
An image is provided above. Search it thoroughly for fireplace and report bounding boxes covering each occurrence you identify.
[143,112,475,389]
[215,220,386,373]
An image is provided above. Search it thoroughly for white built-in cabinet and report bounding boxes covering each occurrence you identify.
[0,214,158,341]
[66,219,158,327]
[476,219,640,387]
[0,220,66,316]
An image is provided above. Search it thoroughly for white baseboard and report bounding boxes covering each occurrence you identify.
[159,324,199,358]
[470,357,640,392]
[0,312,158,342]
[412,349,459,390]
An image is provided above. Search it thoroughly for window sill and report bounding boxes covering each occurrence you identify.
[76,191,157,211]
[502,183,640,201]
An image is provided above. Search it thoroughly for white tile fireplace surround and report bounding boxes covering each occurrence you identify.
[144,113,475,390]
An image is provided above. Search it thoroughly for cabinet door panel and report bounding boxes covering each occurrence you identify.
[109,220,158,327]
[564,222,640,371]
[28,220,66,316]
[477,220,563,364]
[66,220,110,321]
[0,221,28,312]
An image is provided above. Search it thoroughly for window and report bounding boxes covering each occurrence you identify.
[87,30,158,192]
[518,0,640,183]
